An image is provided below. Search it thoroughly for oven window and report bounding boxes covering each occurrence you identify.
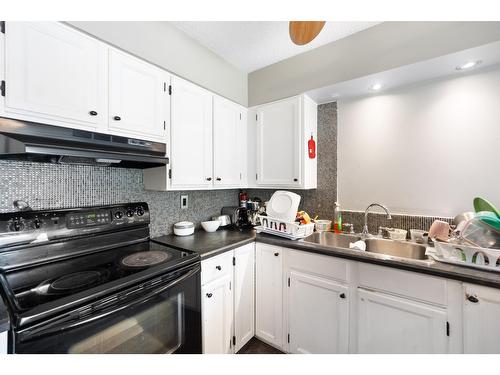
[69,294,184,354]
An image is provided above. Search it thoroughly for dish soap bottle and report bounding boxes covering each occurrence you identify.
[333,202,342,233]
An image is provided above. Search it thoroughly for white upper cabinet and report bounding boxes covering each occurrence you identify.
[250,94,317,189]
[213,96,244,188]
[463,283,500,354]
[356,288,448,354]
[2,22,107,131]
[287,270,349,354]
[168,76,213,190]
[108,49,169,141]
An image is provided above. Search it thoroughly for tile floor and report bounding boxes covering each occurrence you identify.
[237,338,284,354]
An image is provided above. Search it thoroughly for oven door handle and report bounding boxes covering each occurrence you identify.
[22,265,199,341]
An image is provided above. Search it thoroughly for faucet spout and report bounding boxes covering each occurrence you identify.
[362,203,392,237]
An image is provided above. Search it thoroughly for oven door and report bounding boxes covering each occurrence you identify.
[13,263,201,354]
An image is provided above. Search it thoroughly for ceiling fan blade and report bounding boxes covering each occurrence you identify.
[289,21,326,45]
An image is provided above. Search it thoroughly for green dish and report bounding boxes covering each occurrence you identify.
[476,211,500,231]
[473,197,500,219]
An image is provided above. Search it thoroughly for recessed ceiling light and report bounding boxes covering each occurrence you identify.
[370,83,382,91]
[456,60,482,71]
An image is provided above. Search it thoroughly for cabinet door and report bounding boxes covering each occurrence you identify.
[463,283,500,353]
[213,96,243,188]
[256,96,301,187]
[201,274,233,354]
[108,49,169,140]
[255,244,283,349]
[4,22,107,130]
[0,331,7,354]
[233,244,255,352]
[357,288,448,353]
[169,76,213,190]
[288,270,349,354]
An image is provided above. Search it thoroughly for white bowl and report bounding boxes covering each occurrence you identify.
[173,221,194,236]
[201,220,221,232]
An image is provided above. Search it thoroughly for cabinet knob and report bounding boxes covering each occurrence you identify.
[216,177,222,181]
[339,293,346,299]
[293,178,298,182]
[216,265,222,271]
[206,293,213,298]
[89,111,98,116]
[206,177,212,181]
[466,294,479,303]
[113,116,121,121]
[274,252,279,256]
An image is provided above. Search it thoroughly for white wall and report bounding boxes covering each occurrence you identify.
[67,21,248,106]
[338,66,500,217]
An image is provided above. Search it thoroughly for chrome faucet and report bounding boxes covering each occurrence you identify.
[362,203,392,237]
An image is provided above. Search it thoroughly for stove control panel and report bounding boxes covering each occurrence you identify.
[0,202,150,249]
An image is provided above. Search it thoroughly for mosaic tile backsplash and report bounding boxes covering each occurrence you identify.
[0,160,239,237]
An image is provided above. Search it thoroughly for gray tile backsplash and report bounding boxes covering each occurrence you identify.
[0,160,239,237]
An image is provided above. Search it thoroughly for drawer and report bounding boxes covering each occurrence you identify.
[358,263,447,306]
[201,251,233,285]
[286,248,349,282]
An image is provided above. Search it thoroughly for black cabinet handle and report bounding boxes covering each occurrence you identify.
[340,293,346,299]
[293,178,298,182]
[113,116,121,121]
[206,177,212,181]
[467,294,479,303]
[274,252,279,256]
[216,177,222,181]
[216,265,222,271]
[89,111,98,116]
[206,293,213,298]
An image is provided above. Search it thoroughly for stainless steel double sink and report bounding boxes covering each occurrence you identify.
[303,232,428,261]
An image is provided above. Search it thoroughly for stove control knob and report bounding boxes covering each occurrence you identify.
[114,211,123,219]
[136,206,145,216]
[10,219,25,232]
[33,218,42,229]
[126,208,135,217]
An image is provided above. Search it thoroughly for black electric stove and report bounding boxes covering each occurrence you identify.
[0,203,202,354]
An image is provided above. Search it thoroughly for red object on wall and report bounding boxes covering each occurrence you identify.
[308,134,316,159]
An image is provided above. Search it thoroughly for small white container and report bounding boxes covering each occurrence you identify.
[315,220,332,232]
[386,228,407,241]
[410,229,428,244]
[173,221,194,236]
[201,220,221,232]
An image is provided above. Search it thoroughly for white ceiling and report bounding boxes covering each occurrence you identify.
[170,21,380,73]
[306,40,500,104]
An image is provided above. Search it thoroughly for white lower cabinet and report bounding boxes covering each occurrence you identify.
[287,270,349,353]
[200,244,255,354]
[255,244,283,350]
[201,273,233,354]
[356,288,448,353]
[0,331,7,354]
[463,283,500,353]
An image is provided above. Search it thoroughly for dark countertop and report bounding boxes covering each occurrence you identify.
[153,228,256,259]
[153,229,500,289]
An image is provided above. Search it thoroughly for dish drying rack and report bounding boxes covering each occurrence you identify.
[427,240,500,273]
[255,215,314,240]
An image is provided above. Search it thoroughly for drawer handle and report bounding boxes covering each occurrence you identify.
[206,293,213,298]
[293,178,298,182]
[206,177,212,181]
[339,293,346,299]
[216,265,222,271]
[466,294,479,303]
[216,177,222,181]
[274,252,279,256]
[89,111,98,116]
[113,116,121,121]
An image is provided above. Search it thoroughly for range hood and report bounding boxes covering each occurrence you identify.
[0,117,168,169]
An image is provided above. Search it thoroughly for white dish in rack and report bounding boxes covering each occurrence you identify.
[266,191,301,223]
